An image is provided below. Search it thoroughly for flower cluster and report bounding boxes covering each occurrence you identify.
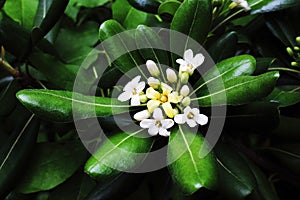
[118,49,208,137]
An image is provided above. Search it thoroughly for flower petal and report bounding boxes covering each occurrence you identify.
[140,119,155,128]
[148,125,159,136]
[159,128,170,137]
[174,114,186,124]
[147,100,160,113]
[187,119,197,128]
[118,91,132,102]
[168,92,182,104]
[161,82,173,95]
[183,106,192,115]
[162,102,174,118]
[195,114,209,126]
[124,76,141,91]
[184,49,193,63]
[162,119,174,129]
[153,108,163,120]
[136,81,145,93]
[146,87,160,100]
[147,77,160,89]
[131,94,141,106]
[191,107,200,115]
[180,85,190,96]
[191,53,205,67]
[134,110,150,121]
[176,58,187,65]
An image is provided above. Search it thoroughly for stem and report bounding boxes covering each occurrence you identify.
[210,9,244,33]
[268,67,300,74]
[0,60,19,77]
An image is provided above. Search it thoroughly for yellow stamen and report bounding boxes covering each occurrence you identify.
[187,112,194,119]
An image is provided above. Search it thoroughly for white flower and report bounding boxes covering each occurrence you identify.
[166,68,177,83]
[146,82,182,118]
[118,76,145,106]
[134,110,150,121]
[174,106,208,128]
[140,108,174,137]
[176,49,205,75]
[231,0,251,11]
[146,60,160,77]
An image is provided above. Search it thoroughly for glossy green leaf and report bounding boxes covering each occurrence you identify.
[70,0,109,8]
[195,71,279,106]
[266,86,300,107]
[262,143,300,175]
[112,0,131,25]
[158,0,181,17]
[99,20,144,75]
[128,0,162,13]
[0,115,39,199]
[28,52,79,90]
[49,173,96,200]
[16,89,132,122]
[17,141,87,193]
[171,0,212,45]
[225,101,279,132]
[207,31,238,63]
[249,0,300,14]
[33,0,69,42]
[54,21,99,65]
[242,156,279,200]
[168,127,218,194]
[215,143,256,200]
[254,57,276,75]
[85,131,153,179]
[135,25,169,67]
[3,0,39,29]
[85,173,144,200]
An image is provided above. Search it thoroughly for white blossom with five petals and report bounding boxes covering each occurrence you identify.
[140,108,174,137]
[174,106,208,128]
[118,76,145,106]
[176,49,205,75]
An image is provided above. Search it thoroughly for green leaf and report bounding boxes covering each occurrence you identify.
[128,0,162,13]
[54,21,99,65]
[0,115,39,199]
[254,57,276,75]
[225,101,280,132]
[266,86,300,107]
[195,71,279,106]
[135,25,169,68]
[249,0,300,14]
[167,127,218,194]
[99,20,144,75]
[171,0,212,45]
[16,89,132,122]
[85,131,153,179]
[242,156,279,200]
[112,0,131,25]
[70,0,109,8]
[215,143,257,200]
[49,173,96,200]
[158,0,181,17]
[3,0,39,29]
[17,141,87,194]
[207,31,238,63]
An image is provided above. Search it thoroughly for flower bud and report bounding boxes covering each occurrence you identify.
[173,108,179,116]
[180,72,189,83]
[180,85,190,96]
[134,110,150,121]
[291,62,298,67]
[166,68,177,83]
[294,46,300,52]
[182,97,191,106]
[286,47,294,56]
[146,60,160,77]
[139,94,148,103]
[229,2,237,10]
[147,77,160,89]
[296,36,300,45]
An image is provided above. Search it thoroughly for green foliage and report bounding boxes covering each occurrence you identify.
[0,0,299,199]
